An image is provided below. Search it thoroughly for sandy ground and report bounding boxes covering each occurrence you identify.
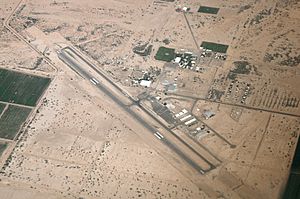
[0,0,299,198]
[0,71,208,199]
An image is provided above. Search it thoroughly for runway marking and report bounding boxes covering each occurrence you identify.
[92,78,99,84]
[90,79,97,85]
[155,131,164,139]
[154,133,162,140]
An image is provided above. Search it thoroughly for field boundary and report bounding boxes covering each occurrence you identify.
[0,68,51,106]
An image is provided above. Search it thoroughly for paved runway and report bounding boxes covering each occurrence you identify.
[58,47,211,174]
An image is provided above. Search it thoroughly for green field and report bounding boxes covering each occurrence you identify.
[0,68,51,106]
[283,141,300,199]
[154,47,175,62]
[0,105,32,140]
[198,6,220,14]
[0,103,6,115]
[201,41,229,53]
[0,143,8,157]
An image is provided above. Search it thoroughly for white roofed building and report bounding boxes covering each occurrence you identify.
[140,80,152,88]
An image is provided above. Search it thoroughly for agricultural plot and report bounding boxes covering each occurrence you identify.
[0,143,8,157]
[0,103,6,115]
[0,105,32,140]
[284,171,300,199]
[198,6,220,14]
[0,68,51,106]
[283,142,300,199]
[201,41,229,53]
[154,47,175,62]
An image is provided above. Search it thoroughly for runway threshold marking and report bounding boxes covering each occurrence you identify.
[90,78,98,85]
[154,132,164,140]
[154,133,162,140]
[92,78,99,84]
[156,131,164,138]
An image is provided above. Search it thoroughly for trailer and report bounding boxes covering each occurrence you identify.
[185,118,197,126]
[180,114,192,121]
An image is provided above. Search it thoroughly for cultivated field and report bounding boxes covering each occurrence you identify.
[0,103,5,114]
[0,68,50,106]
[0,68,50,143]
[0,142,8,157]
[0,105,32,140]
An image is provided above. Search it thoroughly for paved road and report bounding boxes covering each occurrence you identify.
[58,47,214,174]
[171,92,300,118]
[4,0,58,73]
[183,12,200,52]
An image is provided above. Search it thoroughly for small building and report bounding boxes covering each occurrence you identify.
[140,80,152,88]
[203,110,215,119]
[166,84,177,92]
[182,7,190,12]
[185,118,197,126]
[174,57,181,63]
[182,109,188,114]
[180,114,192,121]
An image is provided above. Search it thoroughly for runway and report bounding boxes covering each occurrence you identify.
[58,47,215,174]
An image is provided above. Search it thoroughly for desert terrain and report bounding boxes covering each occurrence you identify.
[0,0,299,199]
